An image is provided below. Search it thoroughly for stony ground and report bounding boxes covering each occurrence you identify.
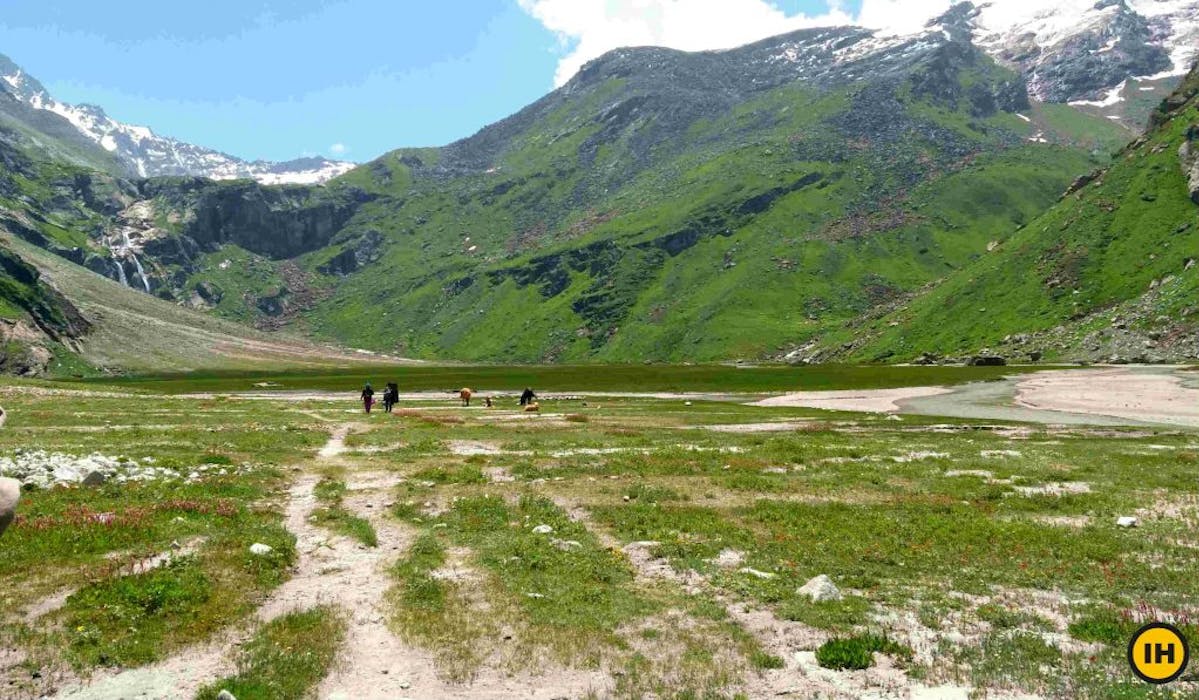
[1,372,1197,699]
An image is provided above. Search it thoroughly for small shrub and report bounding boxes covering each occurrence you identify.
[1068,609,1133,646]
[565,413,589,423]
[815,633,911,671]
[412,465,487,485]
[624,484,683,503]
[750,650,786,669]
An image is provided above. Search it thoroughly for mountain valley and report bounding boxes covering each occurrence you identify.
[1,1,1197,371]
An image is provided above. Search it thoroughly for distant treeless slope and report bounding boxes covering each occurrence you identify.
[4,233,408,374]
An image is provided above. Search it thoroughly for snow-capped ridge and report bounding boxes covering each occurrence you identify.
[0,52,355,185]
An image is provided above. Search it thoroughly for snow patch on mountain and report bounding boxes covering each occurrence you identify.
[1069,80,1129,108]
[0,55,355,185]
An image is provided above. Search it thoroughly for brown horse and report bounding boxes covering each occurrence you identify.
[459,388,473,406]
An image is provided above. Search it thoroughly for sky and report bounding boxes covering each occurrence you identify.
[0,1,958,164]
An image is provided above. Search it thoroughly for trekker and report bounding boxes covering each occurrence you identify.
[361,383,375,413]
[519,387,537,406]
[384,382,399,413]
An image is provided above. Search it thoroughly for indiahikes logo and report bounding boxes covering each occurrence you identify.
[1128,622,1190,685]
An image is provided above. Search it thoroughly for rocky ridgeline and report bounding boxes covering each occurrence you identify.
[0,450,250,489]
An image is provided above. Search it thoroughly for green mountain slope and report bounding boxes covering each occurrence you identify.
[119,20,1117,362]
[0,15,1152,369]
[1,231,395,375]
[836,64,1199,363]
[286,27,1113,361]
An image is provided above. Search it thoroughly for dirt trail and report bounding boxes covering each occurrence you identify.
[50,429,378,700]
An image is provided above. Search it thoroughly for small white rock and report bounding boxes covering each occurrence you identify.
[1116,516,1138,528]
[217,691,238,700]
[249,543,273,555]
[797,574,842,602]
[531,524,554,535]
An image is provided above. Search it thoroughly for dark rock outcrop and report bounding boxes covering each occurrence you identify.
[317,230,384,276]
[140,179,373,260]
[1181,124,1199,204]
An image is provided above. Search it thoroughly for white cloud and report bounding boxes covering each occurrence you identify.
[329,142,348,155]
[517,0,984,87]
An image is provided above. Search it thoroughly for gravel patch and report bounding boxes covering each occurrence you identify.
[0,450,249,489]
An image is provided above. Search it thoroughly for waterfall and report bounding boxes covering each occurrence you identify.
[113,230,151,292]
[104,234,130,287]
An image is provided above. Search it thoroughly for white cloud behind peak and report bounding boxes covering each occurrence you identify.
[519,0,958,87]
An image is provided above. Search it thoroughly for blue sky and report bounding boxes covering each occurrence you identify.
[0,1,866,163]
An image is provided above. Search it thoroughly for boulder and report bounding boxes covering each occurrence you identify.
[797,574,843,602]
[82,470,107,487]
[0,477,19,537]
[967,356,1007,367]
[1181,126,1199,204]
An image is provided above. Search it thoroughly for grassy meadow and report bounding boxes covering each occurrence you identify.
[0,369,1195,699]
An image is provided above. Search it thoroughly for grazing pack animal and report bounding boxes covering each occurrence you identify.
[460,388,473,406]
[523,402,540,413]
[0,477,20,538]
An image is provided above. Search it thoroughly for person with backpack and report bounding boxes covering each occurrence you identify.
[361,382,375,413]
[384,382,399,413]
[519,387,537,406]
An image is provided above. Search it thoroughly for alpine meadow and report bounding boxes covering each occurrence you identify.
[1,1,1199,699]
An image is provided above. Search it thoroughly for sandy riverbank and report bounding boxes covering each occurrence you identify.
[1014,367,1199,428]
[751,386,953,413]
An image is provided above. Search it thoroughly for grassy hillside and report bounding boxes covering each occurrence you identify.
[270,30,1118,363]
[837,65,1199,363]
[0,24,1154,369]
[3,233,399,375]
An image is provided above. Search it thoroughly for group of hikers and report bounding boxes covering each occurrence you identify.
[359,382,537,413]
[359,382,400,414]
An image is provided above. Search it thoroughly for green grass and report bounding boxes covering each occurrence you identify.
[196,606,347,700]
[5,372,1199,697]
[815,633,912,670]
[58,517,296,668]
[91,362,1045,394]
[310,476,378,547]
